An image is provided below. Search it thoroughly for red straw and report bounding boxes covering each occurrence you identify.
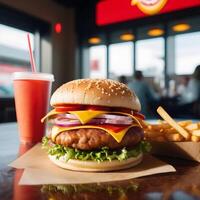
[27,33,36,72]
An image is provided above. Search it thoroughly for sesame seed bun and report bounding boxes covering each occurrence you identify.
[50,79,141,111]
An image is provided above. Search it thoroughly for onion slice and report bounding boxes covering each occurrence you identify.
[52,112,136,127]
[53,116,133,127]
[54,118,81,126]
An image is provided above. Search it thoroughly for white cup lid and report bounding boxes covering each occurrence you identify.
[13,72,54,82]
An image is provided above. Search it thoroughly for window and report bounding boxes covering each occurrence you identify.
[109,42,133,79]
[175,32,200,75]
[89,45,107,78]
[0,24,34,97]
[136,38,164,77]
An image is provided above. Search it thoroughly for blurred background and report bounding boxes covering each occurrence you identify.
[0,0,199,121]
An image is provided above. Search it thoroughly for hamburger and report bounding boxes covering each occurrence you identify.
[42,79,150,172]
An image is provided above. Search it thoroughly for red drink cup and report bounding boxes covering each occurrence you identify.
[13,72,54,144]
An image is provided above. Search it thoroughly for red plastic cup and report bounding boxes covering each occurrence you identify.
[13,72,54,144]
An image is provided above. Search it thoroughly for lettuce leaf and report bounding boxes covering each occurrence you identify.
[42,137,151,162]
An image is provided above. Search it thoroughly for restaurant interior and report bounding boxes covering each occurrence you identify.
[1,1,200,200]
[0,0,200,122]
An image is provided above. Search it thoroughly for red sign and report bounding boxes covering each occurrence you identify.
[96,0,200,26]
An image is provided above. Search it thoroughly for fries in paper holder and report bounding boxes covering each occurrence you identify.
[144,106,200,142]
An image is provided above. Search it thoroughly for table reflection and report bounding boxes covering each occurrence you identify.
[41,182,139,200]
[13,143,42,200]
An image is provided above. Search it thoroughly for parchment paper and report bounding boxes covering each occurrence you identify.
[9,143,176,185]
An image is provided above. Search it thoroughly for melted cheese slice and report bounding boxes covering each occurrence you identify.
[41,109,58,122]
[68,110,106,124]
[51,124,139,143]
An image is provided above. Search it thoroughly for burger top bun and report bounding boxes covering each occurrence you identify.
[50,79,141,111]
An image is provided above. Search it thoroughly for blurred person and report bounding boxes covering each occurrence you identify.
[179,65,200,105]
[176,75,190,95]
[176,65,200,118]
[128,71,160,117]
[118,75,128,85]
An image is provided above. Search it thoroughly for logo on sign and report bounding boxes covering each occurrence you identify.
[131,0,168,15]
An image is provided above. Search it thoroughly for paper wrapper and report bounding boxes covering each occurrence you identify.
[9,144,175,185]
[150,141,200,162]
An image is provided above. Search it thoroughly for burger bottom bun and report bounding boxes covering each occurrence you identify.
[48,153,143,172]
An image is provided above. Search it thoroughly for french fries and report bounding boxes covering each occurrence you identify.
[185,123,199,131]
[164,133,184,142]
[192,130,200,137]
[144,106,200,142]
[157,107,190,139]
[191,135,200,142]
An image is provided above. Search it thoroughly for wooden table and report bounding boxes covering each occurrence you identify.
[1,123,200,200]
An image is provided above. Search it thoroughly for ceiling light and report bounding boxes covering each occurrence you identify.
[88,37,101,44]
[172,23,191,32]
[120,33,135,41]
[147,28,164,36]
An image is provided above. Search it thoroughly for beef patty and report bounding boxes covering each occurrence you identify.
[53,127,143,150]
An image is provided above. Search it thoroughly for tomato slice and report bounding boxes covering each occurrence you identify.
[85,105,112,111]
[115,107,132,114]
[112,107,145,120]
[133,112,145,120]
[55,104,84,112]
[98,124,129,133]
